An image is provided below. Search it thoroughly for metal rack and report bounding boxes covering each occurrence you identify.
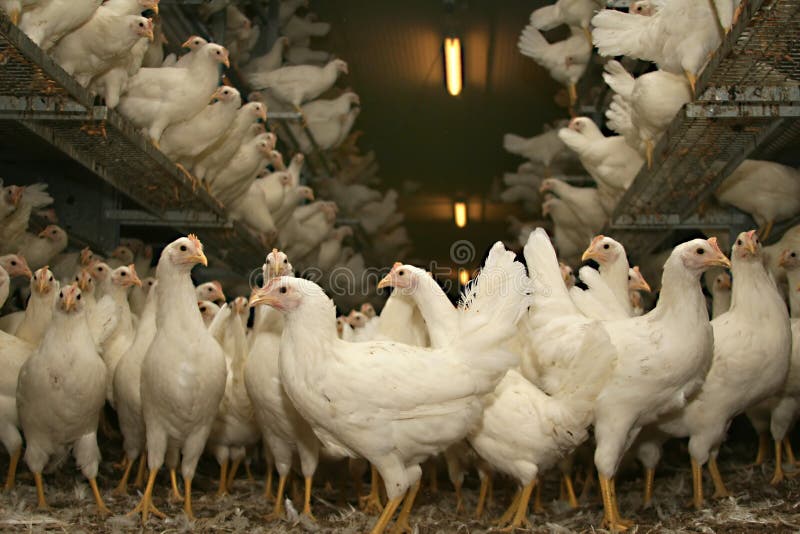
[0,10,265,272]
[605,0,800,260]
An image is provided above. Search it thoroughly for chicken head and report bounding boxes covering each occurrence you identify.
[111,264,142,288]
[0,254,32,278]
[263,248,293,280]
[57,283,84,314]
[196,280,225,303]
[628,266,652,292]
[164,234,208,269]
[31,266,57,295]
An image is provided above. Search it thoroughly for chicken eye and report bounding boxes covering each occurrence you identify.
[76,294,81,301]
[121,272,127,277]
[200,306,206,312]
[280,287,287,294]
[98,267,104,271]
[398,270,405,276]
[59,291,63,298]
[627,275,631,280]
[10,261,16,266]
[49,276,53,281]
[603,244,610,250]
[180,245,188,252]
[737,239,743,246]
[696,248,705,255]
[792,252,797,258]
[283,259,288,264]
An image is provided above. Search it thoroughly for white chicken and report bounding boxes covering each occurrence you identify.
[100,264,141,404]
[244,249,321,520]
[112,278,157,494]
[118,43,230,145]
[18,0,101,51]
[558,117,644,214]
[540,177,606,233]
[503,123,570,172]
[0,0,38,24]
[16,284,111,514]
[282,14,330,47]
[249,242,531,534]
[517,25,591,106]
[131,235,226,522]
[196,280,225,303]
[8,266,58,345]
[653,230,790,508]
[602,60,692,167]
[529,0,602,43]
[193,103,268,181]
[542,195,592,265]
[208,132,276,205]
[591,0,733,93]
[11,224,68,271]
[715,160,800,241]
[710,271,732,318]
[247,59,348,111]
[241,36,289,78]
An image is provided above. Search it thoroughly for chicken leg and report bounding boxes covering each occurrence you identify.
[785,437,799,466]
[753,432,770,465]
[708,455,730,497]
[582,26,592,47]
[264,474,287,520]
[645,140,655,170]
[389,480,420,534]
[690,458,704,510]
[685,70,698,97]
[113,454,136,496]
[499,480,534,531]
[760,220,774,242]
[360,465,384,514]
[475,473,491,519]
[642,467,655,507]
[4,447,21,491]
[184,477,196,521]
[563,473,579,509]
[133,454,147,489]
[303,476,316,520]
[89,478,112,517]
[453,479,465,515]
[227,457,242,492]
[34,472,48,509]
[496,489,521,526]
[599,475,632,531]
[426,460,438,494]
[770,439,785,485]
[170,468,184,502]
[369,495,403,534]
[216,458,229,497]
[127,469,165,523]
[264,469,275,502]
[9,8,19,24]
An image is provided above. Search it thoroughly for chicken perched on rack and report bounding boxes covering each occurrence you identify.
[715,160,800,241]
[249,242,532,534]
[118,42,230,146]
[132,235,227,522]
[529,0,603,43]
[18,0,101,51]
[246,58,348,112]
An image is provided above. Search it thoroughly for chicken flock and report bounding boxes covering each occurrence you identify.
[1,0,800,533]
[2,0,410,310]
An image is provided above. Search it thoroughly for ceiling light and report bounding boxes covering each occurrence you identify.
[459,268,469,286]
[454,200,467,228]
[444,36,462,96]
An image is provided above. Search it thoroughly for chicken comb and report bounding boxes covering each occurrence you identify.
[211,280,223,292]
[391,262,402,269]
[746,229,757,240]
[187,234,202,251]
[707,237,723,255]
[632,266,642,275]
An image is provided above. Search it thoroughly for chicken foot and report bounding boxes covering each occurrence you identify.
[599,475,632,532]
[453,479,465,515]
[563,473,579,509]
[169,468,184,502]
[389,480,420,534]
[127,469,166,523]
[113,454,136,496]
[264,474,287,521]
[690,458,705,510]
[360,465,384,514]
[33,472,48,509]
[708,454,730,497]
[474,473,492,519]
[498,480,534,532]
[183,477,196,521]
[216,458,229,497]
[303,476,316,521]
[4,447,21,491]
[496,488,521,526]
[227,457,243,492]
[89,477,112,517]
[770,439,785,486]
[264,469,275,502]
[368,495,403,534]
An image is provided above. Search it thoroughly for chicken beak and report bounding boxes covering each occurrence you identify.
[223,55,231,68]
[779,249,793,268]
[150,3,159,15]
[248,287,274,308]
[258,107,268,122]
[181,37,194,48]
[37,228,49,239]
[706,237,732,269]
[192,251,208,266]
[270,261,282,277]
[581,235,605,263]
[147,27,155,42]
[20,264,33,279]
[37,273,49,293]
[631,278,651,293]
[377,273,393,290]
[63,291,76,312]
[744,230,758,256]
[127,265,142,287]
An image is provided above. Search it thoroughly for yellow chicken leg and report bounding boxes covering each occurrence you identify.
[369,495,403,534]
[127,469,165,523]
[34,472,48,509]
[691,458,704,510]
[568,83,578,108]
[10,9,20,24]
[303,476,316,521]
[453,480,465,515]
[360,465,384,514]
[475,474,491,519]
[770,439,785,485]
[216,458,229,497]
[113,454,135,495]
[133,454,147,489]
[645,139,655,169]
[685,70,698,97]
[89,478,111,517]
[170,468,184,502]
[184,477,195,521]
[760,220,774,242]
[785,437,799,465]
[389,480,420,534]
[264,469,275,502]
[599,474,632,532]
[227,457,242,492]
[754,432,770,465]
[265,474,287,521]
[642,467,655,507]
[500,480,534,532]
[563,473,579,509]
[709,455,730,497]
[496,488,521,526]
[4,447,21,491]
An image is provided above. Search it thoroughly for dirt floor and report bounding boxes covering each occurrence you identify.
[2,420,800,533]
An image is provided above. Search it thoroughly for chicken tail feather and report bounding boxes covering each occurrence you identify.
[529,4,561,31]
